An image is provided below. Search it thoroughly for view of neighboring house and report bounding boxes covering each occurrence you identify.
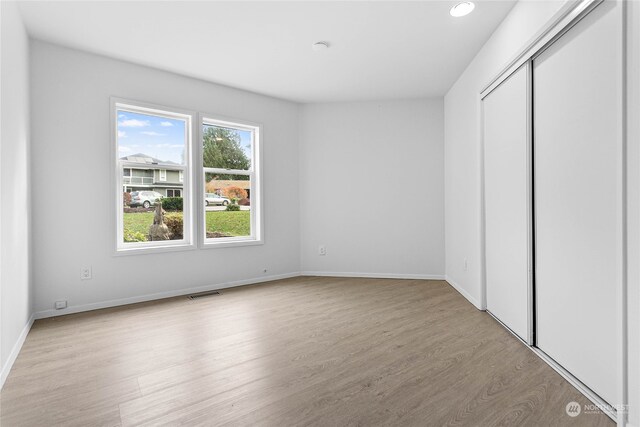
[120,153,251,199]
[120,153,184,197]
[206,179,251,199]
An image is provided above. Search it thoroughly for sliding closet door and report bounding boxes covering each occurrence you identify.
[534,1,622,405]
[483,64,530,342]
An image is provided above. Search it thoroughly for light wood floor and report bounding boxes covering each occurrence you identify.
[0,277,613,426]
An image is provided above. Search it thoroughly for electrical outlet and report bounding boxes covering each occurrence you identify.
[464,258,468,271]
[318,245,327,256]
[80,266,92,280]
[55,300,67,310]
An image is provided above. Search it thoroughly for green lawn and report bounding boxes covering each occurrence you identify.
[204,211,250,236]
[124,212,157,237]
[123,211,250,240]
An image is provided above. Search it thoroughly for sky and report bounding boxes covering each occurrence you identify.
[117,110,187,164]
[117,110,252,164]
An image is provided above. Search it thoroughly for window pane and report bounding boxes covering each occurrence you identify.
[202,123,252,170]
[122,182,184,243]
[118,110,187,165]
[166,188,182,198]
[204,175,251,239]
[117,108,188,245]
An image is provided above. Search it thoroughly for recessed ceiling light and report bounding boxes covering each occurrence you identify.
[450,2,475,17]
[312,41,329,51]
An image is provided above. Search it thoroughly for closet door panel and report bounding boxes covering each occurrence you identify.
[534,1,621,405]
[483,65,530,341]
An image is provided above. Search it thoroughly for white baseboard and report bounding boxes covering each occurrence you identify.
[33,272,300,319]
[1,314,35,389]
[34,271,447,320]
[300,271,446,280]
[35,271,447,319]
[34,271,444,319]
[444,275,483,310]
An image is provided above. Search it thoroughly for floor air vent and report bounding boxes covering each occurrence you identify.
[188,290,221,300]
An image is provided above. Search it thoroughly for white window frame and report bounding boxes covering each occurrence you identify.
[198,114,263,248]
[111,98,195,254]
[159,169,167,182]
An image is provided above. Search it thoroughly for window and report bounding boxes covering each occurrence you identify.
[113,100,260,253]
[201,117,261,245]
[114,100,193,252]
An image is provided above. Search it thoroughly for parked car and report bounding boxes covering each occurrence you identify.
[205,193,230,206]
[129,191,164,208]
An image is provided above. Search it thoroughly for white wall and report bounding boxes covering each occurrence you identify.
[0,0,33,384]
[299,99,444,278]
[30,41,300,316]
[444,1,566,307]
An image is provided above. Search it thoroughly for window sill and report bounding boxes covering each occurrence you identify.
[114,242,196,256]
[201,238,263,249]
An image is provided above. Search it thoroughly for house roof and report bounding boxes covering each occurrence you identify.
[207,179,251,190]
[120,153,179,167]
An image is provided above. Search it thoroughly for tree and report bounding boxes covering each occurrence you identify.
[202,126,250,181]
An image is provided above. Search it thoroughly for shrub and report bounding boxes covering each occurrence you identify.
[164,213,183,240]
[123,192,132,207]
[161,197,183,211]
[238,198,250,206]
[124,228,147,242]
[222,186,248,201]
[225,204,241,211]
